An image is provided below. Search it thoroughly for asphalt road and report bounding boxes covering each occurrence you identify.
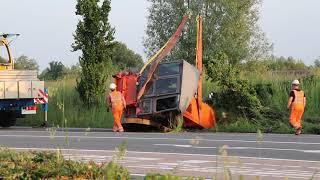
[0,127,319,179]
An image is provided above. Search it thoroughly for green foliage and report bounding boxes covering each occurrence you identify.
[207,53,263,120]
[208,74,320,134]
[144,0,270,66]
[14,55,39,71]
[112,41,144,70]
[314,57,320,68]
[0,148,130,179]
[264,56,308,71]
[40,61,66,80]
[72,0,115,106]
[65,63,82,76]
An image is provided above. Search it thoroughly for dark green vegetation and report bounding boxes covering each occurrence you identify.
[0,148,205,179]
[112,41,144,70]
[14,55,39,71]
[207,70,320,134]
[145,0,271,66]
[0,148,129,179]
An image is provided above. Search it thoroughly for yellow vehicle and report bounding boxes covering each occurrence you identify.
[0,34,17,70]
[0,34,45,127]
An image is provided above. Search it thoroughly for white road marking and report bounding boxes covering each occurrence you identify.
[154,143,320,154]
[8,147,320,163]
[286,165,302,168]
[1,134,320,146]
[178,160,216,164]
[9,146,319,179]
[303,150,320,153]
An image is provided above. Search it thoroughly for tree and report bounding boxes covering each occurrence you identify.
[264,56,307,71]
[112,41,143,70]
[314,57,320,68]
[72,0,114,106]
[144,0,270,68]
[14,55,39,71]
[40,61,65,80]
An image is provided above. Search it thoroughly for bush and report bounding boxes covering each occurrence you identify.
[0,148,130,179]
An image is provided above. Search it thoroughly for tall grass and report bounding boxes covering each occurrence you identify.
[17,78,113,128]
[207,69,320,134]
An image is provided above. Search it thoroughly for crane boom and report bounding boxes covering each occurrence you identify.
[196,15,203,123]
[137,16,189,101]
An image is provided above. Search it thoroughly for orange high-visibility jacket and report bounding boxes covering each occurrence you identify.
[109,91,126,110]
[292,90,304,107]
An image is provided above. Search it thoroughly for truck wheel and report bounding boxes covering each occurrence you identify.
[0,112,17,128]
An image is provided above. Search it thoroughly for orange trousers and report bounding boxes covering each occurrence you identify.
[112,107,124,132]
[289,105,304,129]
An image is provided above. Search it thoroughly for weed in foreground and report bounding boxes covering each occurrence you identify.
[0,147,130,179]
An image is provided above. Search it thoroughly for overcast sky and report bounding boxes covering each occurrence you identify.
[0,0,319,70]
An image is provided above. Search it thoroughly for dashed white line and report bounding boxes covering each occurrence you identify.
[2,134,320,145]
[9,147,320,163]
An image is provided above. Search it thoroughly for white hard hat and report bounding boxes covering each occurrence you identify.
[109,83,117,90]
[292,79,300,85]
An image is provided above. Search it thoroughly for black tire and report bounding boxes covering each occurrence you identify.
[0,112,17,128]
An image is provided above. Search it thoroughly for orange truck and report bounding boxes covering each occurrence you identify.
[113,16,215,130]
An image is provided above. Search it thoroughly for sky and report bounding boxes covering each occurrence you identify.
[0,0,319,70]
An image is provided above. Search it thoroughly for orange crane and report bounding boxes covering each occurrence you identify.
[113,16,215,130]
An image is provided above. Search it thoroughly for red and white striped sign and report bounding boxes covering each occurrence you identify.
[34,89,48,104]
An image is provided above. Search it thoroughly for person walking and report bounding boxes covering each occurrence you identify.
[107,83,126,132]
[287,80,306,135]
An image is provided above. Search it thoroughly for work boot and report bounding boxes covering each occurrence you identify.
[295,127,302,135]
[118,127,124,132]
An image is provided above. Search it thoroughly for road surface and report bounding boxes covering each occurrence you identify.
[0,128,319,179]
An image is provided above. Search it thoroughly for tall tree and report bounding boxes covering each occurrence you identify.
[14,55,39,71]
[112,41,144,70]
[144,0,270,75]
[72,0,115,106]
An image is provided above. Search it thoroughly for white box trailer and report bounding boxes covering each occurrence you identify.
[0,70,45,127]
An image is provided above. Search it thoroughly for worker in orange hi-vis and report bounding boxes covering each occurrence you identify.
[287,80,306,135]
[107,83,126,132]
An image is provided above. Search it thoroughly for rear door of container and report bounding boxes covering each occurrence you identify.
[4,81,18,99]
[0,82,4,99]
[19,81,32,98]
